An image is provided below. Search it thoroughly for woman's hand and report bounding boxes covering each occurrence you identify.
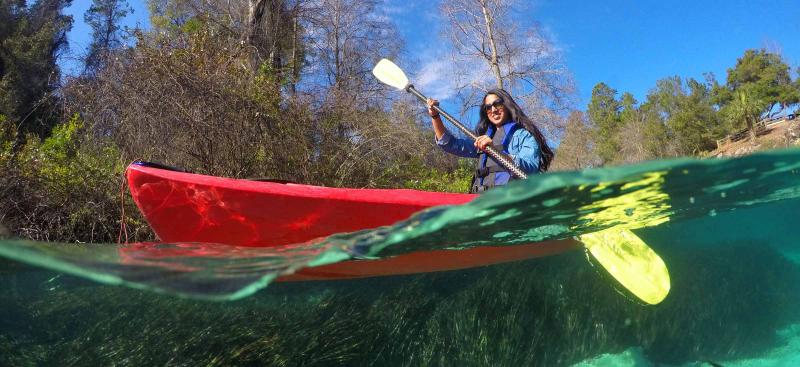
[427,98,446,140]
[474,135,492,151]
[426,98,440,118]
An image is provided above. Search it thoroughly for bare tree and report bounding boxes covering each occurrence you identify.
[146,0,305,89]
[146,0,400,102]
[616,111,651,164]
[440,0,575,138]
[279,0,409,188]
[64,6,422,188]
[246,0,304,85]
[301,0,401,104]
[551,111,599,171]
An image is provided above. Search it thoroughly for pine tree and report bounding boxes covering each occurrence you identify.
[0,0,73,142]
[587,83,621,164]
[84,0,132,76]
[723,49,796,118]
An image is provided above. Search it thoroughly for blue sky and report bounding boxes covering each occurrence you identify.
[388,0,800,108]
[533,0,800,105]
[64,0,799,111]
[62,0,150,74]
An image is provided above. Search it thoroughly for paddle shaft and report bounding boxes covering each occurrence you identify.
[405,85,528,179]
[372,60,669,305]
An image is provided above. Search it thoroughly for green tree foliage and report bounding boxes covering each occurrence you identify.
[619,92,637,124]
[147,0,198,31]
[726,87,768,141]
[397,158,473,193]
[63,4,440,190]
[84,0,133,76]
[28,1,800,242]
[585,76,728,164]
[795,67,800,91]
[709,49,800,140]
[676,79,724,152]
[147,0,306,91]
[583,49,800,165]
[720,49,797,117]
[587,83,621,164]
[0,0,73,141]
[0,114,141,243]
[643,76,722,155]
[5,0,440,241]
[0,113,11,154]
[637,102,675,159]
[787,66,800,113]
[69,24,288,178]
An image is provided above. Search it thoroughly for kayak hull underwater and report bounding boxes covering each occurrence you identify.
[125,162,579,280]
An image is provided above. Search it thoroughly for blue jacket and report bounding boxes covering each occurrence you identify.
[436,122,542,180]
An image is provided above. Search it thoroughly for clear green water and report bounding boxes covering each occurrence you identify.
[3,149,800,365]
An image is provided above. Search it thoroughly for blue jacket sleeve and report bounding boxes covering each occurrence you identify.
[509,129,541,174]
[436,130,480,158]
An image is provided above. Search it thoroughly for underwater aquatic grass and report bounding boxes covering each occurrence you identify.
[2,239,799,366]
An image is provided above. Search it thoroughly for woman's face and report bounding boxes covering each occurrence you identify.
[483,94,509,126]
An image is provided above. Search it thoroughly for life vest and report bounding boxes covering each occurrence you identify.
[470,122,520,193]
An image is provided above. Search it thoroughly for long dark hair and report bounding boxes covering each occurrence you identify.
[476,88,554,172]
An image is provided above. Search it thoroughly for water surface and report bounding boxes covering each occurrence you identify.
[3,149,800,365]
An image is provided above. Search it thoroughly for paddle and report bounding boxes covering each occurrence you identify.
[372,59,527,179]
[372,58,670,305]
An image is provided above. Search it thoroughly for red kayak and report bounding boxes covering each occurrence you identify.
[125,162,579,280]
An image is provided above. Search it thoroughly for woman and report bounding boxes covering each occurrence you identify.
[427,89,553,193]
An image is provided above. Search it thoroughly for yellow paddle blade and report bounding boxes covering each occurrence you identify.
[574,171,671,304]
[372,59,409,90]
[578,171,671,230]
[579,228,670,305]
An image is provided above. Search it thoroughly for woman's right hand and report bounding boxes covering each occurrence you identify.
[426,98,440,118]
[474,135,493,151]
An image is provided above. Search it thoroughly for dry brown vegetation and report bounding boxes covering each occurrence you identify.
[1,0,468,243]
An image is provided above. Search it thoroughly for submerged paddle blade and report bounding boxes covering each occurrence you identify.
[372,59,409,90]
[580,228,670,305]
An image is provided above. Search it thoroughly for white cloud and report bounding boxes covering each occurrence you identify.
[380,0,414,16]
[415,58,459,100]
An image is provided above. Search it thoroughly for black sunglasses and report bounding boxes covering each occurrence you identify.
[483,99,505,112]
